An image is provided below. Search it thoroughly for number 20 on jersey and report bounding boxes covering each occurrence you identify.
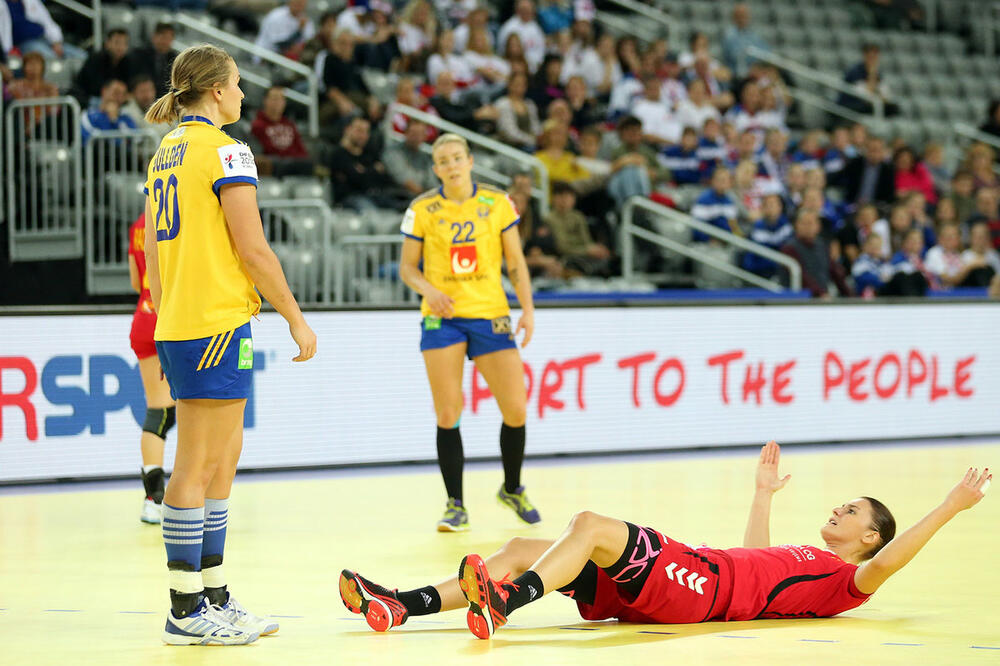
[153,174,181,241]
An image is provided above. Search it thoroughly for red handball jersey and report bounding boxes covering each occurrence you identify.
[576,535,870,625]
[712,544,871,620]
[128,214,158,359]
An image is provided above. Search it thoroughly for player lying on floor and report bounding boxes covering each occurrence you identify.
[340,441,990,638]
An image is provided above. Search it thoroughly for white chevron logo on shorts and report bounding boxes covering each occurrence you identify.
[664,562,708,595]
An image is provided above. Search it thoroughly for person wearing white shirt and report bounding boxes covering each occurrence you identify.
[255,0,316,62]
[675,79,721,130]
[397,0,436,57]
[464,26,509,99]
[962,222,1000,275]
[925,224,978,288]
[427,30,478,90]
[434,0,479,27]
[630,74,682,146]
[453,5,491,53]
[497,0,546,73]
[0,0,85,61]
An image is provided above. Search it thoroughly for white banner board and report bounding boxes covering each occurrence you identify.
[1,304,997,482]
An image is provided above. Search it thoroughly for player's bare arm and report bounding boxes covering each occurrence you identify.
[501,225,534,347]
[221,183,316,361]
[743,440,792,548]
[853,467,991,594]
[399,236,455,318]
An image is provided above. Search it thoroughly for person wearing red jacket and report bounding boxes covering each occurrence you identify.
[250,85,314,176]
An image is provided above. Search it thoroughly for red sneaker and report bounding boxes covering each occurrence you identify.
[458,554,511,639]
[339,570,409,632]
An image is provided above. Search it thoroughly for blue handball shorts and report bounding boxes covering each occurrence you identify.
[155,321,254,400]
[419,316,518,359]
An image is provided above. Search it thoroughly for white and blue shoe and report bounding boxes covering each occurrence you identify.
[218,594,279,636]
[162,596,259,646]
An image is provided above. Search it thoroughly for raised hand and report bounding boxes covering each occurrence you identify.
[755,440,791,495]
[944,467,991,513]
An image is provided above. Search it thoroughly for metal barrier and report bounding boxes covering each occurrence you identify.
[172,13,320,137]
[4,96,84,262]
[620,196,802,292]
[259,199,334,304]
[950,122,1000,177]
[595,0,673,44]
[83,128,160,294]
[746,46,884,123]
[332,235,418,306]
[386,103,550,217]
[49,0,101,51]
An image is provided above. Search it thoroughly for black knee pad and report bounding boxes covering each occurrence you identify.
[142,406,176,439]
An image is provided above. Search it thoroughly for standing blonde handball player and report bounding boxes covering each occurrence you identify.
[144,44,317,645]
[400,133,539,532]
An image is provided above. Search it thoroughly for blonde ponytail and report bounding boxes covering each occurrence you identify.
[144,44,233,125]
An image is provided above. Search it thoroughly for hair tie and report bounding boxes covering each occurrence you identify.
[171,88,182,97]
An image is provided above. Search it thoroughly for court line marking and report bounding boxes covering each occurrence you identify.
[800,639,838,643]
[637,631,677,635]
[718,635,758,639]
[560,627,598,631]
[971,646,1000,650]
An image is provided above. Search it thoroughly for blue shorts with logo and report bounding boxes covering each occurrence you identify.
[155,321,254,400]
[419,316,517,359]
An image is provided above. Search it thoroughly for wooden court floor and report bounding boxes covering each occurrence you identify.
[1,441,998,665]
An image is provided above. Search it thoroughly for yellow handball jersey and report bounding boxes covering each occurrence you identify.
[145,115,262,341]
[401,183,520,319]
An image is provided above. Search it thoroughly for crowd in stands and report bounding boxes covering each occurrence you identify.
[3,0,1000,300]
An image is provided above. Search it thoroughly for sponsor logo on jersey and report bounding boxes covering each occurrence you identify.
[450,245,478,274]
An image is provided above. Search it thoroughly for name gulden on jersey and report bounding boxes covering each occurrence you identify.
[150,141,190,173]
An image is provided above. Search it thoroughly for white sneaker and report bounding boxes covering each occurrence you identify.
[218,594,279,636]
[141,499,162,524]
[162,596,259,645]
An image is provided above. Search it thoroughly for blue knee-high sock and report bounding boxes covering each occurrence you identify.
[202,497,230,606]
[162,504,204,617]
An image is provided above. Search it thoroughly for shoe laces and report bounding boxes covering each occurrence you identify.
[495,573,518,601]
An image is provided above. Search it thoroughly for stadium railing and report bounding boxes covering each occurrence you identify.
[595,0,672,43]
[951,123,1000,177]
[49,0,101,51]
[171,13,319,137]
[4,96,84,262]
[746,46,885,123]
[386,103,551,217]
[331,234,419,306]
[620,196,803,293]
[83,128,160,294]
[258,198,336,303]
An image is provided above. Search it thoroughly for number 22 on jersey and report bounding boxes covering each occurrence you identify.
[153,174,181,241]
[450,221,476,274]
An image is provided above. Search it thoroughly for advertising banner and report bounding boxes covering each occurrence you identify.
[2,304,997,482]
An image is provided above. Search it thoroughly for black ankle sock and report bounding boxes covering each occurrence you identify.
[499,423,525,493]
[169,590,202,618]
[142,467,165,503]
[204,585,228,606]
[502,571,544,615]
[396,586,442,616]
[437,426,464,502]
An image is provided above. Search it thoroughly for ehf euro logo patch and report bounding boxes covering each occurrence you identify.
[217,144,258,179]
[450,245,477,274]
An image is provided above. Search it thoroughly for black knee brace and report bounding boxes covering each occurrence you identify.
[142,406,176,439]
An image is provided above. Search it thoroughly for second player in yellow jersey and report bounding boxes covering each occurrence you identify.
[399,133,541,533]
[401,183,520,320]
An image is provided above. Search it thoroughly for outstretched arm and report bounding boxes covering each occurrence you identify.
[743,440,792,548]
[854,467,991,595]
